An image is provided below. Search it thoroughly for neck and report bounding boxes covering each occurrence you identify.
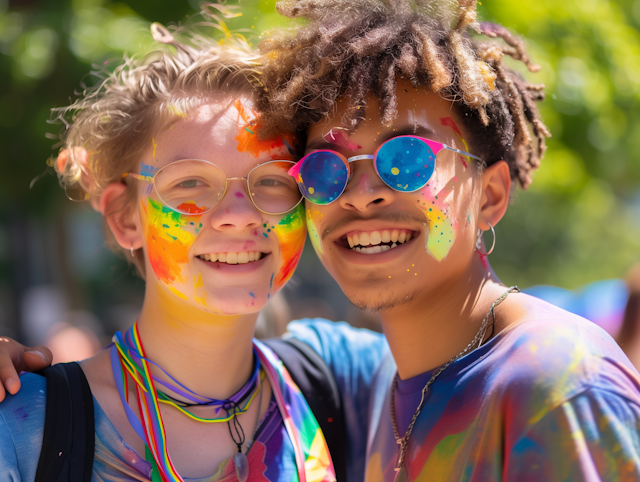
[380,259,509,379]
[134,282,258,400]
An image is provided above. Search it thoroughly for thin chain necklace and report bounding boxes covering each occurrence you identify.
[390,286,519,481]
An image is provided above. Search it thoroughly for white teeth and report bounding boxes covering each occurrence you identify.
[373,245,382,253]
[359,232,370,246]
[381,245,391,252]
[406,232,412,242]
[370,231,382,246]
[227,252,238,264]
[398,231,407,243]
[353,233,360,246]
[391,230,399,243]
[348,235,354,248]
[391,243,397,248]
[200,251,262,264]
[381,230,391,243]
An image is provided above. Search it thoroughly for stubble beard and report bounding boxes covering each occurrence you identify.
[344,285,423,313]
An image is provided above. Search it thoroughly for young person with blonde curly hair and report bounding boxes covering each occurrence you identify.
[0,20,390,482]
[3,1,640,481]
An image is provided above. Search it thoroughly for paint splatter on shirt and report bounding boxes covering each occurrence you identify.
[364,317,640,481]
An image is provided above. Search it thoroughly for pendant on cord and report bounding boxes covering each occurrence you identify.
[228,403,249,482]
[234,452,249,482]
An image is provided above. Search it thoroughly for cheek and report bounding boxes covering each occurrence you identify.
[416,185,458,262]
[143,198,201,285]
[272,204,306,290]
[305,207,324,256]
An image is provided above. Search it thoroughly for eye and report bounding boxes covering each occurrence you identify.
[178,179,198,188]
[255,178,280,187]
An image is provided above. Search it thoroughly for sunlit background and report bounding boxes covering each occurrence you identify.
[1,0,639,360]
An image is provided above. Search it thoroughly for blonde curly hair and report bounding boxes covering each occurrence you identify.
[50,13,259,275]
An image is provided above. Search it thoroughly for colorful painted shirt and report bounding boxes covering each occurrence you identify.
[361,317,640,482]
[0,320,387,482]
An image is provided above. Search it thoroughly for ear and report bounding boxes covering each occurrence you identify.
[99,183,144,250]
[478,160,511,230]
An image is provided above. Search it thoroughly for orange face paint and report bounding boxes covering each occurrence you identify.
[233,100,295,159]
[144,198,201,285]
[177,202,206,214]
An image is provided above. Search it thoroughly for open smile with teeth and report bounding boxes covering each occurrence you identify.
[346,229,414,254]
[197,251,265,265]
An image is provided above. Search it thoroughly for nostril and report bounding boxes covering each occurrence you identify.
[372,198,384,204]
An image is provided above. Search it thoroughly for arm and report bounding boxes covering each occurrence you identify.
[0,337,52,401]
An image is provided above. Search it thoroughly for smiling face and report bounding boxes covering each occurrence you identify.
[304,80,485,311]
[132,96,306,315]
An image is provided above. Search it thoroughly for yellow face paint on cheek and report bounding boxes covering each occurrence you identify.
[143,198,200,285]
[417,187,457,262]
[273,204,306,289]
[306,207,324,256]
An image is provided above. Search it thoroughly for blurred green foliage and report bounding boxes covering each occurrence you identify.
[1,0,639,294]
[480,0,640,288]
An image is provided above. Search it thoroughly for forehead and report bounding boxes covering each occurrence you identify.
[307,80,459,142]
[154,97,250,161]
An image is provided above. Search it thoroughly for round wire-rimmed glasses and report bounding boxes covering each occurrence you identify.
[123,159,303,216]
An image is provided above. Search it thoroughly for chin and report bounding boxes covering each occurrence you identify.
[202,292,269,315]
[342,285,422,313]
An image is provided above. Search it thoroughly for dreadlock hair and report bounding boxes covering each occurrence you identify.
[49,7,259,276]
[256,0,551,189]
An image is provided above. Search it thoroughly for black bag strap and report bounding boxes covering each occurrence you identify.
[35,362,95,482]
[263,337,347,482]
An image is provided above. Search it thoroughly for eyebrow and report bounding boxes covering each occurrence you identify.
[305,123,444,154]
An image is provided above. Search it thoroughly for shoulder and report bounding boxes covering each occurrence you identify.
[487,315,640,420]
[285,318,390,368]
[0,372,46,480]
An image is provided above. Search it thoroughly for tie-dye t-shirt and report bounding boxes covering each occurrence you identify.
[361,317,640,482]
[0,320,387,482]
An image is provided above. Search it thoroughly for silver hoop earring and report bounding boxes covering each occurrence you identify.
[475,222,496,256]
[130,245,135,258]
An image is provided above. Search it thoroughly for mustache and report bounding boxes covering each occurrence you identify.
[321,211,425,241]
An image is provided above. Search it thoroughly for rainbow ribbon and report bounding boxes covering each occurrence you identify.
[111,324,336,482]
[254,340,337,482]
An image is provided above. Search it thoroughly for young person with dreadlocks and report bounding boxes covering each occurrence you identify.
[2,0,640,480]
[250,0,640,480]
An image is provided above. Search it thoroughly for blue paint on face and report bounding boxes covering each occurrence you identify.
[249,292,256,298]
[376,137,436,192]
[298,151,348,204]
[270,273,274,289]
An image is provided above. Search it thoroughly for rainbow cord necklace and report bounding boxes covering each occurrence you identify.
[111,323,263,482]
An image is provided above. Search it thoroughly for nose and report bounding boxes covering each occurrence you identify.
[208,181,263,231]
[338,159,395,212]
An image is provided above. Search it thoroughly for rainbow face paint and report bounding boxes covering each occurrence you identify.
[273,203,306,289]
[439,117,470,168]
[416,184,457,262]
[305,207,324,257]
[143,198,200,285]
